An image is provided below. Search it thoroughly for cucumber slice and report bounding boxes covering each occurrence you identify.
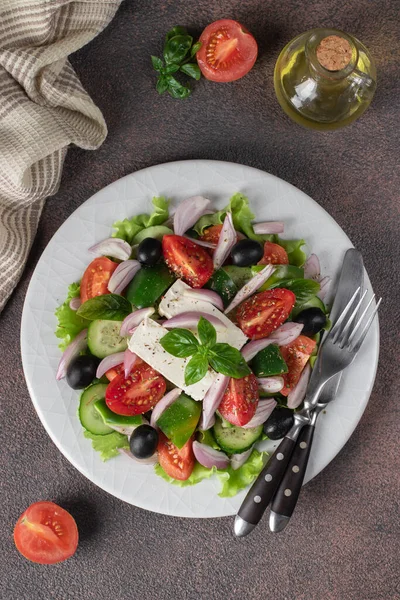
[94,400,143,427]
[251,344,288,377]
[222,266,253,289]
[132,225,173,244]
[213,417,263,454]
[79,384,113,435]
[87,320,127,359]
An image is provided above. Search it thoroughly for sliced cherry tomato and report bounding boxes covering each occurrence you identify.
[196,19,258,82]
[259,241,289,265]
[279,335,316,396]
[218,374,259,426]
[236,288,296,340]
[80,257,118,303]
[13,501,78,564]
[162,234,214,288]
[105,361,166,416]
[158,433,195,481]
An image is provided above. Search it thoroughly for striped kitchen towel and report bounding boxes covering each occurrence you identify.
[0,0,121,312]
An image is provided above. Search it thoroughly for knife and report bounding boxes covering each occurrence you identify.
[234,248,364,537]
[268,248,365,531]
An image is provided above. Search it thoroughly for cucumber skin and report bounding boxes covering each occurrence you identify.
[213,418,263,454]
[79,384,113,435]
[87,319,127,359]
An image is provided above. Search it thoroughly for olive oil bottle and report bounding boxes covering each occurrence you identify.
[274,28,377,130]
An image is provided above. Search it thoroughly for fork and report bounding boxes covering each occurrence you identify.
[234,288,381,537]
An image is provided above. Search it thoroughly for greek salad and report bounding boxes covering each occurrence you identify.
[55,193,330,497]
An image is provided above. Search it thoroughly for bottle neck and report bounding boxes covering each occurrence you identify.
[305,29,359,83]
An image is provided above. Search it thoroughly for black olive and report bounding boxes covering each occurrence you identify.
[263,407,294,440]
[130,424,159,459]
[293,307,327,336]
[231,239,263,267]
[137,238,162,267]
[66,355,100,389]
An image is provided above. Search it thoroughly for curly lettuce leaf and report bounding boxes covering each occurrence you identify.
[194,193,272,242]
[275,236,307,266]
[154,449,266,497]
[54,283,89,351]
[112,196,170,243]
[84,430,129,461]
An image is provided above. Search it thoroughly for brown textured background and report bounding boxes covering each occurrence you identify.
[1,1,399,599]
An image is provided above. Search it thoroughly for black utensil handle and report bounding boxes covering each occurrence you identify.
[237,436,297,526]
[270,424,315,519]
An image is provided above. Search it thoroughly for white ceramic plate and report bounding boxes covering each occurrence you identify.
[21,160,379,518]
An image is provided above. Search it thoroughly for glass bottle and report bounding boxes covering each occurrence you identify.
[274,28,377,130]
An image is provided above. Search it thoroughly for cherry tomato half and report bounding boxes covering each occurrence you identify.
[197,19,258,82]
[80,257,118,303]
[13,501,78,565]
[158,433,195,481]
[218,374,259,426]
[236,288,296,340]
[105,362,166,416]
[162,235,214,288]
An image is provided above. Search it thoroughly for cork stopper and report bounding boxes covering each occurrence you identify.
[316,35,352,71]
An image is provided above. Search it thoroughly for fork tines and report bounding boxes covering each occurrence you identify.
[330,287,381,352]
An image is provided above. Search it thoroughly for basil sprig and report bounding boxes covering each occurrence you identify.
[77,294,132,321]
[151,26,201,99]
[160,317,250,385]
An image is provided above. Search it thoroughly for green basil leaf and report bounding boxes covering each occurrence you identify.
[209,344,251,379]
[270,278,320,310]
[163,34,193,64]
[165,63,180,74]
[167,78,191,99]
[156,76,169,94]
[197,317,217,347]
[160,328,199,358]
[151,56,164,71]
[165,26,188,42]
[185,353,209,386]
[180,63,201,80]
[76,294,132,321]
[190,41,202,57]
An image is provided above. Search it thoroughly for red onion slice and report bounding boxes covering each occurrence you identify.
[96,352,125,379]
[253,222,284,235]
[56,329,88,380]
[231,446,253,470]
[124,349,137,378]
[120,307,155,337]
[183,288,224,311]
[304,253,321,280]
[241,322,304,362]
[257,376,284,393]
[287,363,311,409]
[69,297,81,311]
[242,398,277,428]
[200,374,230,430]
[224,264,275,314]
[174,196,212,236]
[108,260,141,295]
[118,447,158,465]
[193,441,230,470]
[213,212,236,271]
[89,237,132,261]
[150,388,182,429]
[184,236,217,249]
[163,311,225,330]
[318,276,331,301]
